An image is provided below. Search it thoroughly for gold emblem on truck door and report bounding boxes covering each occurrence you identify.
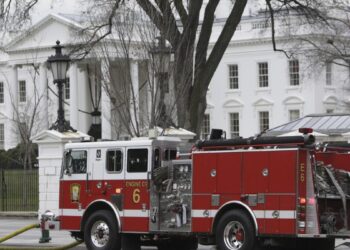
[70,183,81,203]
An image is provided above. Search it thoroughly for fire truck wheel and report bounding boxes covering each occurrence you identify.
[121,234,141,250]
[84,210,121,250]
[216,210,255,250]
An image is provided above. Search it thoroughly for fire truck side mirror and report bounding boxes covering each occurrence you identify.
[64,150,73,176]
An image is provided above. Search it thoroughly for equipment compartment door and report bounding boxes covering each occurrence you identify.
[242,151,269,194]
[192,152,217,193]
[264,150,297,235]
[122,147,150,232]
[242,151,269,233]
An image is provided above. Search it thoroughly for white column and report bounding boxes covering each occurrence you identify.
[130,60,139,130]
[69,62,79,129]
[147,61,154,127]
[101,60,111,139]
[79,64,91,133]
[39,63,49,130]
[5,65,18,149]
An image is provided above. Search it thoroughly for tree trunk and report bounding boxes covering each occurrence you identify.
[173,40,194,130]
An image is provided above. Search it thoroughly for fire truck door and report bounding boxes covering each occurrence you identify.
[122,147,150,232]
[60,149,88,230]
[242,151,269,233]
[91,148,124,199]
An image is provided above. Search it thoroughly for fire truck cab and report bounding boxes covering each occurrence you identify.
[52,132,350,250]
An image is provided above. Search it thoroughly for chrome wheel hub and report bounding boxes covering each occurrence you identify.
[91,220,110,247]
[223,221,245,250]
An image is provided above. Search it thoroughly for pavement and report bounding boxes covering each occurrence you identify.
[0,217,212,250]
[1,217,350,250]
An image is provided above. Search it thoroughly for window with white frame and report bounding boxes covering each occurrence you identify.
[201,114,210,139]
[65,78,70,100]
[19,80,26,102]
[258,62,269,87]
[326,61,332,86]
[259,111,269,132]
[289,59,299,86]
[0,124,4,149]
[0,82,4,103]
[229,112,239,138]
[228,64,239,89]
[289,109,300,121]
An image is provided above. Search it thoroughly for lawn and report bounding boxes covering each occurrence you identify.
[0,169,38,211]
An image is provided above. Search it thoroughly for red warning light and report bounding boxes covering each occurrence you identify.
[299,128,313,134]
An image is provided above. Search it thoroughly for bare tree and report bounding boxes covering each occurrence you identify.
[0,0,39,40]
[1,64,45,169]
[87,4,177,139]
[78,0,248,138]
[5,0,347,138]
[265,0,350,67]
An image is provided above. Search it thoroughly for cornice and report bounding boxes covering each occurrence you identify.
[5,14,82,51]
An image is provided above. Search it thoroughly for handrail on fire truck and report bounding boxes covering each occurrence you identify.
[196,130,315,150]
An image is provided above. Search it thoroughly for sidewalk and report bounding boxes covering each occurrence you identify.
[0,212,37,218]
[0,217,85,249]
[1,217,349,250]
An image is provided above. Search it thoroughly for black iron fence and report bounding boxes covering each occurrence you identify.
[0,169,39,211]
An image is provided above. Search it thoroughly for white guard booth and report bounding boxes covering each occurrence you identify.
[32,130,90,218]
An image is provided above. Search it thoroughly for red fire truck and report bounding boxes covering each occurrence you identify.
[44,129,350,250]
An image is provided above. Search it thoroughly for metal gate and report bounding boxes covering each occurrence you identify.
[0,169,38,211]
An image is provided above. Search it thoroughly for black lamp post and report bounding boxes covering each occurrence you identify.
[150,36,172,75]
[47,40,76,132]
[149,36,173,128]
[87,108,101,140]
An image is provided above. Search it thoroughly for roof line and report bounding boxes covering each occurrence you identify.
[4,13,83,51]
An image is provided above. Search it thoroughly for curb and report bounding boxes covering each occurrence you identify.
[0,212,38,218]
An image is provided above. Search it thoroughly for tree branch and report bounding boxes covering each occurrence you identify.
[173,0,188,26]
[136,0,181,48]
[266,0,292,58]
[200,0,248,87]
[195,0,220,69]
[70,0,122,58]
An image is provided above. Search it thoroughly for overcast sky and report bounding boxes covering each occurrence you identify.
[29,0,260,25]
[31,0,84,24]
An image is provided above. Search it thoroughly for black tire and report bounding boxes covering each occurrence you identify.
[84,209,121,250]
[122,234,141,250]
[216,210,256,250]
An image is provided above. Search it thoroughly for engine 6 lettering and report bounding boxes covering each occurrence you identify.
[125,181,148,188]
[300,163,305,183]
[133,188,141,203]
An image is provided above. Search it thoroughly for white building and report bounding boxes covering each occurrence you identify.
[0,13,147,150]
[0,8,349,150]
[202,12,350,139]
